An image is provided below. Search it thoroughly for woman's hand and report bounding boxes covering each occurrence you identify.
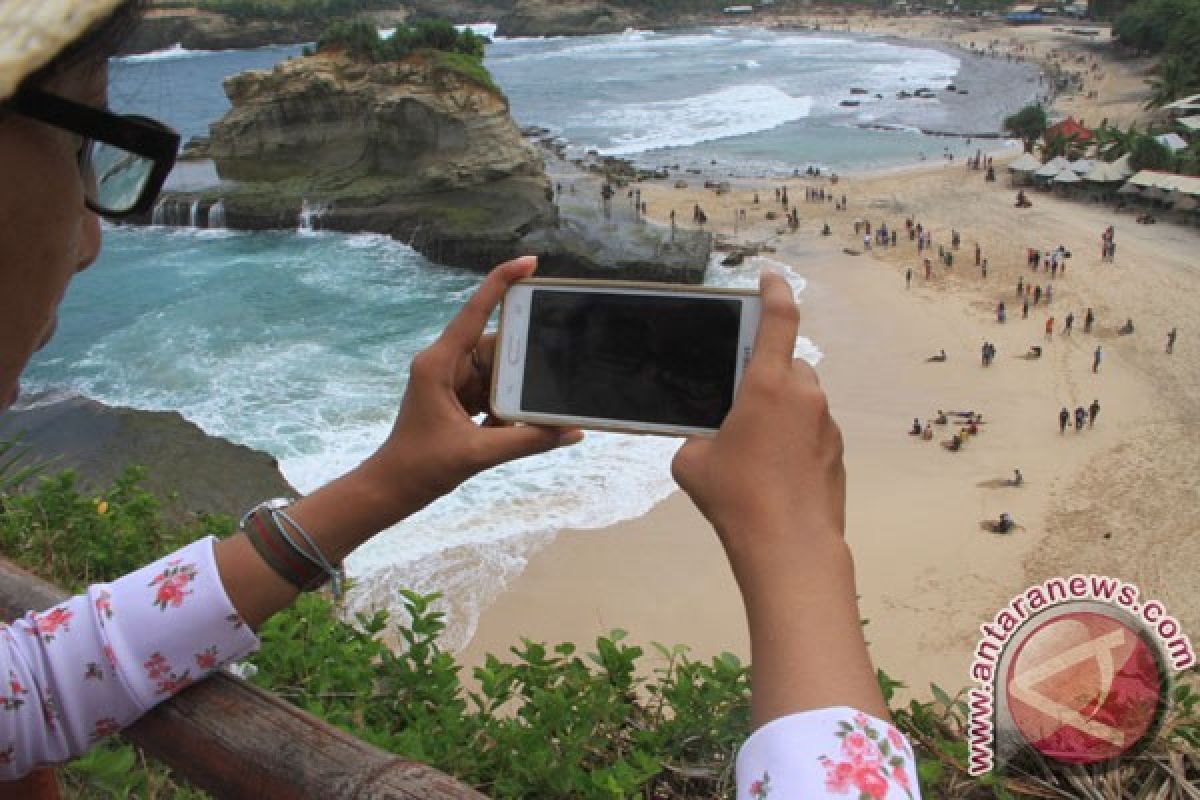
[360,256,582,521]
[671,271,887,725]
[671,271,846,568]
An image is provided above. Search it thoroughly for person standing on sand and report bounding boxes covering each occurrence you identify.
[1064,312,1074,335]
[1075,406,1087,431]
[1023,298,1029,319]
[1059,407,1070,433]
[1045,317,1054,338]
[1085,307,1095,333]
[1093,345,1103,373]
[1089,399,1100,427]
[1017,276,1023,297]
[906,268,912,289]
[1167,327,1177,354]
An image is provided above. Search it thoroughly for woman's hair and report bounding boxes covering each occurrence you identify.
[20,0,146,91]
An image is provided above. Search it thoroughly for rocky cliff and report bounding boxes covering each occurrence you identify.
[0,395,295,522]
[194,49,559,271]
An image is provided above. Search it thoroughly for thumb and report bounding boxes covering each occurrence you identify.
[476,425,583,470]
[671,437,712,491]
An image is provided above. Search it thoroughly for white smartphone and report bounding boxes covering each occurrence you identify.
[491,279,761,436]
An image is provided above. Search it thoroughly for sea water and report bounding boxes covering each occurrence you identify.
[26,27,1019,647]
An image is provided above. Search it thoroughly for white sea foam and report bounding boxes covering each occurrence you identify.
[596,85,813,155]
[455,22,499,40]
[117,43,211,62]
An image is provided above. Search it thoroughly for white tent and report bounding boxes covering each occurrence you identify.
[1110,154,1134,179]
[1035,157,1071,178]
[1053,170,1082,184]
[1155,133,1189,152]
[1179,115,1200,133]
[1007,152,1042,172]
[1069,158,1094,174]
[1083,161,1130,183]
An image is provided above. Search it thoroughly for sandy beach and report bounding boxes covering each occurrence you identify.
[460,17,1199,698]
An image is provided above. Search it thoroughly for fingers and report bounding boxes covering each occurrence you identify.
[478,424,583,469]
[750,271,800,372]
[440,257,537,353]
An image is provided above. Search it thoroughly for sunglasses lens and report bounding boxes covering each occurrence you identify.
[88,141,154,214]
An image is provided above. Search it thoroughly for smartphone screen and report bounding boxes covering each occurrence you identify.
[520,289,744,429]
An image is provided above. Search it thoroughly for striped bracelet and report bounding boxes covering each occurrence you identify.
[239,498,343,597]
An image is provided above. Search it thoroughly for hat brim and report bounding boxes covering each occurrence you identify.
[1,0,129,100]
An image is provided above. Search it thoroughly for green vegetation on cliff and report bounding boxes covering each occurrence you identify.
[315,19,497,90]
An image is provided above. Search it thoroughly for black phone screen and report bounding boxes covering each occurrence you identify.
[521,290,743,428]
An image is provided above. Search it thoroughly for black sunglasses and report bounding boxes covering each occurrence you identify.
[10,88,179,218]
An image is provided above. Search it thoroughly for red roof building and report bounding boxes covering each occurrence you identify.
[1045,117,1094,142]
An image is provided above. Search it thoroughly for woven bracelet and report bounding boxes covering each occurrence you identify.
[240,505,325,592]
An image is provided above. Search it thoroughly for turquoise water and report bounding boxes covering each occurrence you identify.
[26,26,1020,644]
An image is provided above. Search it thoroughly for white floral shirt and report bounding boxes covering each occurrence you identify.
[737,707,922,799]
[0,537,259,779]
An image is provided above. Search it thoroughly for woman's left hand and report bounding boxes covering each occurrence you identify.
[359,256,582,521]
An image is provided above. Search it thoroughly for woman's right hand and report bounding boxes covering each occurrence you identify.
[671,271,846,571]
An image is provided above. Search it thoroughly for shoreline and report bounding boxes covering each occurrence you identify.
[460,20,1200,697]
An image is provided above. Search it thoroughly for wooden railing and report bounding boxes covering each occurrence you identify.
[0,557,488,800]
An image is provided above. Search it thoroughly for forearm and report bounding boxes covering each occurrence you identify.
[213,461,426,629]
[729,529,889,728]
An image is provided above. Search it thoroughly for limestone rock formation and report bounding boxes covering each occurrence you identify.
[200,50,558,271]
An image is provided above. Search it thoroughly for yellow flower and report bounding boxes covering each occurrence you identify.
[96,500,108,516]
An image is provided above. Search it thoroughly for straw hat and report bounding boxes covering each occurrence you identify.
[0,0,127,100]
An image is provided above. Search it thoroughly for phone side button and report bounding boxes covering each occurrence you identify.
[507,337,522,364]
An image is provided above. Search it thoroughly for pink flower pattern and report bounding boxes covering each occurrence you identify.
[142,652,192,696]
[148,560,199,611]
[30,607,73,642]
[94,590,113,622]
[89,716,123,744]
[818,713,915,799]
[0,538,262,780]
[749,772,771,799]
[195,646,219,671]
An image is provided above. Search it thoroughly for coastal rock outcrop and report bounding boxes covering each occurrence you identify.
[0,395,295,521]
[196,50,559,271]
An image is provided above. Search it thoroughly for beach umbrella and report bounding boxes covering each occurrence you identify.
[1007,152,1042,172]
[1053,169,1082,183]
[1117,182,1142,196]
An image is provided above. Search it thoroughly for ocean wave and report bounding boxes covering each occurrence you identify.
[595,84,813,155]
[116,43,213,63]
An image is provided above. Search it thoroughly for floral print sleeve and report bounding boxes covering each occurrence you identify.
[0,537,260,779]
[736,707,922,800]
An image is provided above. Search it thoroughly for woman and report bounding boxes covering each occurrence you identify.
[0,2,920,797]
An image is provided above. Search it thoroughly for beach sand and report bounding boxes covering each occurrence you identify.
[461,18,1199,697]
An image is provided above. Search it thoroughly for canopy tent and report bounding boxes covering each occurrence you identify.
[1083,161,1130,183]
[1163,93,1200,116]
[1053,169,1083,184]
[1035,157,1072,178]
[1069,158,1094,175]
[1155,133,1189,152]
[1141,186,1167,201]
[1178,115,1200,133]
[1128,170,1200,197]
[1172,194,1199,212]
[1007,152,1042,172]
[1117,182,1142,195]
[1111,154,1133,178]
